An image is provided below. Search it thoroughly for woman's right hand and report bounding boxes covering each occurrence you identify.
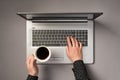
[66,36,83,63]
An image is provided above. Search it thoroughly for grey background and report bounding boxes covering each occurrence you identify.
[0,0,120,80]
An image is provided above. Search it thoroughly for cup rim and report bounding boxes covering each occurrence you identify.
[34,46,51,62]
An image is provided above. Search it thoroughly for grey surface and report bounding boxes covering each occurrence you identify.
[0,0,120,80]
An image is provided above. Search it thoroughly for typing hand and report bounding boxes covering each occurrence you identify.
[66,36,83,63]
[26,54,38,76]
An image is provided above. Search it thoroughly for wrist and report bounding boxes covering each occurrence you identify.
[72,58,82,63]
[29,72,38,76]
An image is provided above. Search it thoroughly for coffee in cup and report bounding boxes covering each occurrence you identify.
[35,46,51,63]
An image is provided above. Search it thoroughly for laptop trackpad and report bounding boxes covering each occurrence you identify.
[50,47,65,58]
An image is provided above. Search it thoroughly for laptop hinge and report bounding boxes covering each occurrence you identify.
[32,19,88,23]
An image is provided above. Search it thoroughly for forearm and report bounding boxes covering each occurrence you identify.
[27,74,38,80]
[72,60,90,80]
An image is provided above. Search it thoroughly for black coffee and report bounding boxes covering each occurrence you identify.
[36,47,49,60]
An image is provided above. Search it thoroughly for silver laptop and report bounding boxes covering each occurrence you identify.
[17,12,103,64]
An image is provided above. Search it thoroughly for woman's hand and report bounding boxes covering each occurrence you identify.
[66,36,83,63]
[26,54,38,76]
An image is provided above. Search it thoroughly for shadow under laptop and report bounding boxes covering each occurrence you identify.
[95,20,120,37]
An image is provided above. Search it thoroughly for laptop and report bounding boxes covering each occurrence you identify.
[17,12,103,64]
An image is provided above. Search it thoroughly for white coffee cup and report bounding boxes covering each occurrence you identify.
[34,46,51,63]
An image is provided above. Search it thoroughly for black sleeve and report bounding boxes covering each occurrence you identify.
[72,60,90,80]
[26,74,38,80]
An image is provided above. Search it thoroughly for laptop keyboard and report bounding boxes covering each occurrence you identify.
[32,30,88,46]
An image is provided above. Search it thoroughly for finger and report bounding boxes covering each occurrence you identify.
[67,36,72,47]
[26,54,33,69]
[74,37,79,47]
[33,55,37,65]
[31,54,34,59]
[30,54,35,65]
[79,42,83,49]
[31,54,37,66]
[33,59,37,65]
[70,36,75,47]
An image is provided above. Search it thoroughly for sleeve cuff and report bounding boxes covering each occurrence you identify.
[73,60,85,69]
[27,74,38,80]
